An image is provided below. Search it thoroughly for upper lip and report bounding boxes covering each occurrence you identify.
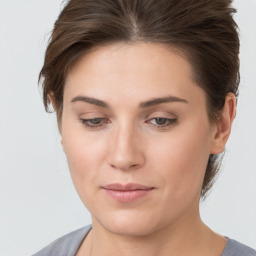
[102,183,154,191]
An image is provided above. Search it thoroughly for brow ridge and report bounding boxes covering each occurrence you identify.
[139,96,188,108]
[71,96,109,108]
[71,95,188,108]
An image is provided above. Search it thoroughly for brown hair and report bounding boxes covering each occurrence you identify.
[39,0,240,198]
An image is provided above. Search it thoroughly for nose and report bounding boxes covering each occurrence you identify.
[108,123,145,171]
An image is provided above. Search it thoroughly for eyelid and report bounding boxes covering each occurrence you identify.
[146,117,177,124]
[145,118,178,131]
[79,111,107,118]
[144,111,179,129]
[145,111,177,119]
[79,117,110,129]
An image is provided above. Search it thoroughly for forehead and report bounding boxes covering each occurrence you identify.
[64,42,205,108]
[66,42,193,81]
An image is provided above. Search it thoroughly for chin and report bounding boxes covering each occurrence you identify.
[93,209,165,237]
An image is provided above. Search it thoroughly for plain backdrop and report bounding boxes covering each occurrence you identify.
[0,0,255,255]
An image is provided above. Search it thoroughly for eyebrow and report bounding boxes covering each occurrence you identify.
[71,96,109,108]
[71,95,188,108]
[139,96,188,108]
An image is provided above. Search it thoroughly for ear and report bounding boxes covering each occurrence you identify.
[49,93,63,147]
[210,93,236,154]
[49,92,57,112]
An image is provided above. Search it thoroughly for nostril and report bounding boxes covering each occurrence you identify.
[130,164,139,169]
[110,162,141,171]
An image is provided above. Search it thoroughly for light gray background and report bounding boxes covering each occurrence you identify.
[0,0,255,255]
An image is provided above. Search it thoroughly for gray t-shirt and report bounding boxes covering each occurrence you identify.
[32,225,256,256]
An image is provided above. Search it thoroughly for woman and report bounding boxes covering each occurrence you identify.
[33,0,256,255]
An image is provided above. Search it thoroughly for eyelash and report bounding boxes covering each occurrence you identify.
[79,117,178,130]
[80,118,109,128]
[146,117,178,128]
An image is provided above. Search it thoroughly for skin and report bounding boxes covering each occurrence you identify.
[54,42,236,256]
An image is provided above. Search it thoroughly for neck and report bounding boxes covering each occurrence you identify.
[88,213,225,256]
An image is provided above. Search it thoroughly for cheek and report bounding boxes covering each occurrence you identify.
[150,122,212,201]
[61,123,107,197]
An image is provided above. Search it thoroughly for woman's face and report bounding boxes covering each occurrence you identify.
[61,42,218,236]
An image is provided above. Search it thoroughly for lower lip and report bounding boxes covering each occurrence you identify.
[103,189,153,203]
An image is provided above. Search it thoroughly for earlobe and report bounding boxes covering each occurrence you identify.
[60,137,65,152]
[50,92,63,134]
[210,93,236,154]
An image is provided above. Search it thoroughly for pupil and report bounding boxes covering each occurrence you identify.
[156,118,166,125]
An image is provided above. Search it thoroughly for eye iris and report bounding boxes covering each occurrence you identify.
[155,118,167,125]
[90,118,102,124]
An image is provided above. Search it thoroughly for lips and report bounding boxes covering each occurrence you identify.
[103,183,154,191]
[102,183,155,203]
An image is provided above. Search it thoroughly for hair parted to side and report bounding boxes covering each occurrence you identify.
[39,0,240,198]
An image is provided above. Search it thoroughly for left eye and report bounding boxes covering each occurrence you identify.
[147,117,177,127]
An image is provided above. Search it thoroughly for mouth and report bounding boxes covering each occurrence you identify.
[101,183,155,203]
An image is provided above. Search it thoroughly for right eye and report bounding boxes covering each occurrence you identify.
[80,118,110,129]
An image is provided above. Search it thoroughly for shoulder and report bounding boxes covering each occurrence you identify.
[222,237,256,256]
[32,225,92,256]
